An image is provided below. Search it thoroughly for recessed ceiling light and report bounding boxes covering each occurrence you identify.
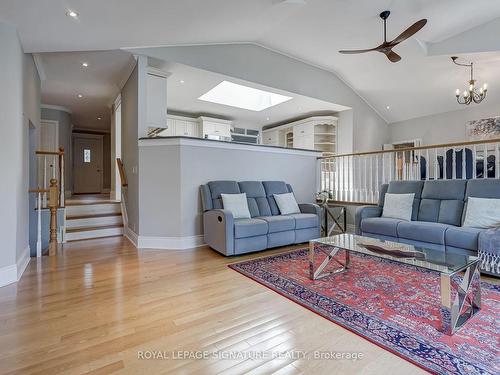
[266,117,270,121]
[82,62,88,67]
[386,105,390,110]
[179,80,185,84]
[97,117,102,120]
[66,10,79,18]
[77,94,83,98]
[198,81,292,111]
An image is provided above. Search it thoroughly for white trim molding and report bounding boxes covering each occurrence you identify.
[137,235,205,250]
[0,264,17,288]
[138,137,321,156]
[0,246,30,288]
[41,104,73,114]
[124,226,138,247]
[17,246,31,280]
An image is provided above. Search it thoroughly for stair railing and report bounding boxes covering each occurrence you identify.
[28,179,58,257]
[36,147,65,208]
[319,138,500,204]
[116,158,129,232]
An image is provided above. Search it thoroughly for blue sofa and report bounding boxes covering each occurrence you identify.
[201,181,321,256]
[356,179,500,257]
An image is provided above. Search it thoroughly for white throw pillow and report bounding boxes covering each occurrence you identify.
[463,197,500,229]
[221,193,251,219]
[274,192,300,215]
[382,193,415,221]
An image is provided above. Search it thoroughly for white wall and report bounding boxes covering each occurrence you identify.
[389,100,500,145]
[41,107,72,193]
[0,23,39,286]
[129,43,389,152]
[121,62,140,235]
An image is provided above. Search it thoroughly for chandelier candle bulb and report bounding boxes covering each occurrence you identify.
[455,89,460,96]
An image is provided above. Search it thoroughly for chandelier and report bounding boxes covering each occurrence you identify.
[452,56,487,105]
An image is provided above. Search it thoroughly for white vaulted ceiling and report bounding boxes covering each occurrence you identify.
[2,0,500,123]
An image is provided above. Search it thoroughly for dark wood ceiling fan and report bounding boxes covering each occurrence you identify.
[339,11,427,63]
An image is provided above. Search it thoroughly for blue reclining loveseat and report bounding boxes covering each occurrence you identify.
[201,180,321,256]
[356,179,500,260]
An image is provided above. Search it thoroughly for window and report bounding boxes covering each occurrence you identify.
[198,81,292,111]
[84,149,91,163]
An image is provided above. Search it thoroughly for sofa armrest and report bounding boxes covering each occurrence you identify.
[355,205,382,235]
[203,209,234,256]
[299,203,321,217]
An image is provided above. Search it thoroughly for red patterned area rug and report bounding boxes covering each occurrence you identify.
[229,248,500,375]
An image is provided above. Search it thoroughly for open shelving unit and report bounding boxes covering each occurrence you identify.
[314,123,336,154]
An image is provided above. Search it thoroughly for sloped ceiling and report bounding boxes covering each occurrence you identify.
[2,0,499,123]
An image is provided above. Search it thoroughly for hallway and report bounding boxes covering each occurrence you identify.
[0,237,424,374]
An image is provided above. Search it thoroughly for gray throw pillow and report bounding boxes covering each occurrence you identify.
[274,192,300,215]
[463,197,500,228]
[221,193,251,219]
[382,193,414,221]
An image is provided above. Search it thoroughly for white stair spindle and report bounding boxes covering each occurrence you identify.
[434,149,438,180]
[462,146,466,179]
[43,156,47,207]
[473,145,477,179]
[443,148,447,179]
[452,148,456,179]
[402,151,406,180]
[483,144,488,179]
[426,149,430,180]
[496,143,499,179]
[369,156,374,202]
[60,152,65,207]
[36,192,42,258]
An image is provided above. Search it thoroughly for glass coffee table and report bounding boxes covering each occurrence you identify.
[309,233,481,335]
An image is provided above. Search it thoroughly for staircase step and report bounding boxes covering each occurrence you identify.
[66,202,121,217]
[66,213,123,228]
[65,224,124,241]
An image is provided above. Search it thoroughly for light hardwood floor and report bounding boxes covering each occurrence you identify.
[0,237,429,375]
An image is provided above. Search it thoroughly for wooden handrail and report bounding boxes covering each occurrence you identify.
[28,188,50,193]
[318,138,500,159]
[116,158,128,187]
[36,150,65,155]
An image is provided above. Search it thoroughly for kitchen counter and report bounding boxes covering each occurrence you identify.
[138,135,322,155]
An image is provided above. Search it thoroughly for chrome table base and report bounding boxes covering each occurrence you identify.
[309,243,350,280]
[308,241,481,336]
[440,260,481,335]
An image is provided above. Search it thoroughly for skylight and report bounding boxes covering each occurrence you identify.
[198,81,292,111]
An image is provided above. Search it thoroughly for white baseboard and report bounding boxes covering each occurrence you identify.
[137,235,205,250]
[124,226,138,247]
[0,245,30,288]
[17,246,30,280]
[0,264,17,288]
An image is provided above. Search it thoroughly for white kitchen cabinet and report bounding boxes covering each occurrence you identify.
[261,116,337,153]
[198,117,232,139]
[146,69,169,128]
[167,115,199,137]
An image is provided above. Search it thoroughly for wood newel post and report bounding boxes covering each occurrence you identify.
[48,178,59,256]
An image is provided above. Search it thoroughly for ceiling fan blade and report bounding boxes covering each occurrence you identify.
[339,47,379,54]
[385,50,401,63]
[389,19,427,46]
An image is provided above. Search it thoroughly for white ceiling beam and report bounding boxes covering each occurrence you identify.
[426,17,500,56]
